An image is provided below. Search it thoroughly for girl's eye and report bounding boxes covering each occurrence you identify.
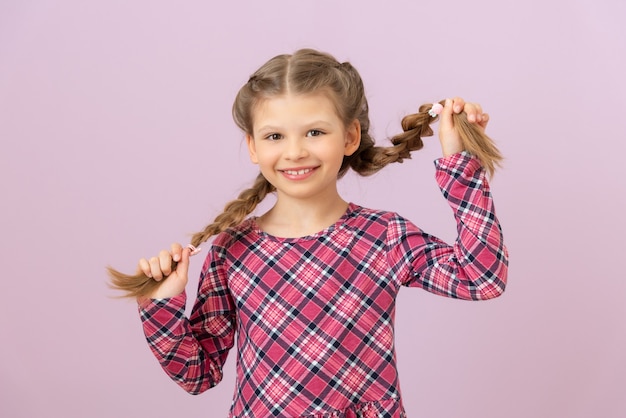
[265,133,282,141]
[307,130,324,137]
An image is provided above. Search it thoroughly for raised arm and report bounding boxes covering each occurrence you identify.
[386,98,508,300]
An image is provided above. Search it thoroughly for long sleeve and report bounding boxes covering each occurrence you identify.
[138,235,237,394]
[386,151,508,300]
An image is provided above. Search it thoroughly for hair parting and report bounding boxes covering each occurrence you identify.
[108,49,502,298]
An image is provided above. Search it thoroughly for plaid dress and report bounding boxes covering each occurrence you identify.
[139,152,509,418]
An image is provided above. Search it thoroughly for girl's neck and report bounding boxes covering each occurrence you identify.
[257,194,349,238]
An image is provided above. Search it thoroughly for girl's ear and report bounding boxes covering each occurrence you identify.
[344,119,361,156]
[246,134,259,164]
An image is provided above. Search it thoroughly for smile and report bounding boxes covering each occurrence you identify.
[283,168,314,175]
[279,167,318,180]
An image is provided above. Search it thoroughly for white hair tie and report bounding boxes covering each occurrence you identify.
[187,244,201,256]
[428,103,443,117]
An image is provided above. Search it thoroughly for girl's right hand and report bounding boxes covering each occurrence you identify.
[137,243,191,300]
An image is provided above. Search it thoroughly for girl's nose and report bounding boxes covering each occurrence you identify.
[284,137,308,160]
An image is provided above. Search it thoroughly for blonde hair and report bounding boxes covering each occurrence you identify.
[108,48,502,298]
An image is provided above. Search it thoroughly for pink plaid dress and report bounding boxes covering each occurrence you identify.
[139,152,508,417]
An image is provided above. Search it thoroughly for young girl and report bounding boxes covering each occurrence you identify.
[109,49,508,418]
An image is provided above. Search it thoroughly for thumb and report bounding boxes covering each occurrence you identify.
[438,98,454,132]
[437,98,463,156]
[175,246,192,278]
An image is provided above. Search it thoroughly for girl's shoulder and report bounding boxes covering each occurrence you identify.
[348,204,422,243]
[209,218,257,250]
[341,203,416,241]
[346,203,407,225]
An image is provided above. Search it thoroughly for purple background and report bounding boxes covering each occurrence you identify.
[1,1,625,417]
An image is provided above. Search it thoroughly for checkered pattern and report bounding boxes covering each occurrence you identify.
[139,152,508,418]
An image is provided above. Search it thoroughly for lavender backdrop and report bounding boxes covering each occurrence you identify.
[1,1,624,417]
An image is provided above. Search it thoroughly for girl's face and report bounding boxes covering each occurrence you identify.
[246,92,360,203]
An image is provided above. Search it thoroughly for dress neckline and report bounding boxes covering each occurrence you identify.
[251,202,358,243]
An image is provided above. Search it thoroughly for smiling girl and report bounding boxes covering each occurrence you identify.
[109,49,508,418]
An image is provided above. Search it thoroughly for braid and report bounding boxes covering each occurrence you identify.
[107,173,275,298]
[189,173,275,247]
[349,101,502,177]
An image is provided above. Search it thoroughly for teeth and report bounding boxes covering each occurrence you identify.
[284,168,312,175]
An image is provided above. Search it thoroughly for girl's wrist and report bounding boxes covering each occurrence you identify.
[440,141,464,158]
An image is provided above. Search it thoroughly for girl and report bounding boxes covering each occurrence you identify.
[109,49,508,418]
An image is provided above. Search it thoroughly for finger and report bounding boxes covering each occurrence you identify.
[439,98,455,130]
[474,103,484,123]
[452,97,465,114]
[171,242,183,262]
[159,249,173,277]
[479,112,489,129]
[438,98,463,156]
[464,103,482,123]
[176,246,192,279]
[149,256,163,281]
[138,258,152,278]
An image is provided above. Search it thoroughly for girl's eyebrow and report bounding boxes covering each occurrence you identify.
[255,125,280,133]
[304,120,334,128]
[256,120,334,132]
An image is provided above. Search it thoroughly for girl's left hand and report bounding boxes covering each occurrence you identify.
[438,97,489,157]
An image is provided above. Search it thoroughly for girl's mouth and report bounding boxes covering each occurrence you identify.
[280,167,318,179]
